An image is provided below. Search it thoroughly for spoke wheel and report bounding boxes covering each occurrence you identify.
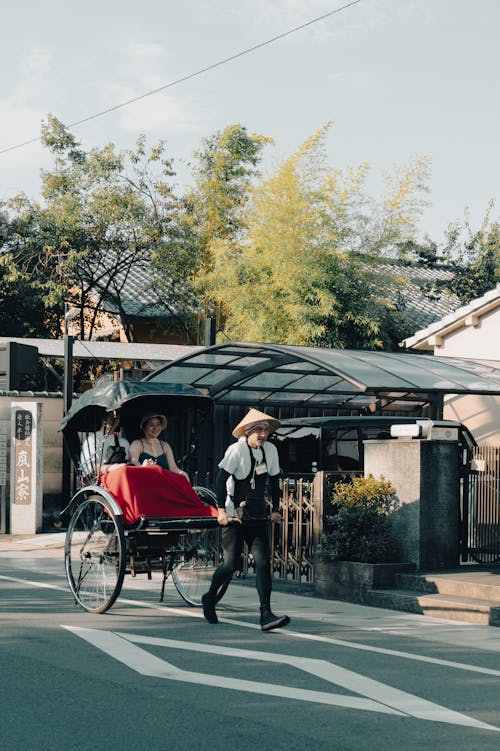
[65,494,126,613]
[172,527,228,606]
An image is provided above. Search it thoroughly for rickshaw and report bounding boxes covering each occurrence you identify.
[60,379,229,614]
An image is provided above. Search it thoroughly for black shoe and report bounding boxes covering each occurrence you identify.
[202,593,218,624]
[260,609,290,632]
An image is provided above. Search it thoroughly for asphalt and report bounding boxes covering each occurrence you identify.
[3,530,500,656]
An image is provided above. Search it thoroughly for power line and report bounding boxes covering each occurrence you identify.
[0,1,362,157]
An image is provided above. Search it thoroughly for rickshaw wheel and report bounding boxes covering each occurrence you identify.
[65,494,126,614]
[172,527,229,607]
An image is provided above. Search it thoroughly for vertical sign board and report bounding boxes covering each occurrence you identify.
[10,402,43,535]
[0,427,7,533]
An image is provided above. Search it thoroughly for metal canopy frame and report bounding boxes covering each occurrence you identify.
[147,341,500,416]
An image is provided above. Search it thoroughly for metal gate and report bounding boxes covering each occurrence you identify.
[193,471,323,582]
[464,446,500,564]
[241,472,350,584]
[271,478,317,582]
[238,477,318,583]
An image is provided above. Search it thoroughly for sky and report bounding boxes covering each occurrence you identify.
[1,0,499,243]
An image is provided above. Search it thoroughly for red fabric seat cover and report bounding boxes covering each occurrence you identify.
[100,465,218,525]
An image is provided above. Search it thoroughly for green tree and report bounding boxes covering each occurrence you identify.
[2,115,192,343]
[411,203,500,307]
[208,125,429,348]
[0,203,62,337]
[184,123,272,339]
[440,206,500,304]
[0,264,51,337]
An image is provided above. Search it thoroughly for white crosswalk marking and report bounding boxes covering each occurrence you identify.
[63,626,500,732]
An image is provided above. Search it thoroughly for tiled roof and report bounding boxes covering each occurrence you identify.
[97,261,168,318]
[95,256,461,331]
[364,259,461,328]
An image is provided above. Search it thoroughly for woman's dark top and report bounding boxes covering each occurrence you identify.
[138,440,169,469]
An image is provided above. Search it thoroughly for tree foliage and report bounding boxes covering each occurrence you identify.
[2,115,195,344]
[438,205,500,304]
[183,124,272,337]
[207,125,431,348]
[2,114,495,357]
[403,203,500,308]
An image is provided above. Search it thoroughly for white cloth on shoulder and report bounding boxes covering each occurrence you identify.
[218,436,280,480]
[80,431,130,477]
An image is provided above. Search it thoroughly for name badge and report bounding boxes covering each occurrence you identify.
[255,463,267,475]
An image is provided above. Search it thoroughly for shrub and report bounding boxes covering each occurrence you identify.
[319,475,401,563]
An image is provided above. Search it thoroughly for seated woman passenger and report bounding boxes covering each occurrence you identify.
[80,411,130,479]
[129,412,190,481]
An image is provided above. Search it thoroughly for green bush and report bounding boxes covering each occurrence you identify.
[319,475,401,563]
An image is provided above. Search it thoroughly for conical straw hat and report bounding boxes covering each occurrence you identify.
[232,408,281,438]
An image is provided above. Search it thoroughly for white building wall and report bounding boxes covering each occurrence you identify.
[444,393,500,446]
[434,307,500,359]
[429,307,500,445]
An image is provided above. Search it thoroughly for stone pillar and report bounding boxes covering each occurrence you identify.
[364,438,460,570]
[0,425,7,533]
[10,402,43,534]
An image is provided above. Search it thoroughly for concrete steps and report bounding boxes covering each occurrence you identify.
[364,568,500,626]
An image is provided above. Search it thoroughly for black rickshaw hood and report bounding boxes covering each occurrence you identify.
[60,380,212,435]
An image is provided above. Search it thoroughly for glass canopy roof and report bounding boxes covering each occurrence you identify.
[147,342,500,412]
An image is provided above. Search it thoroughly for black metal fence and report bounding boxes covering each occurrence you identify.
[464,447,500,564]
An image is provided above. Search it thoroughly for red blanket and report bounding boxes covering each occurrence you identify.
[100,465,219,525]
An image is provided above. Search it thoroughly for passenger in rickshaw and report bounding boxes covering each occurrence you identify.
[80,410,130,480]
[94,409,215,524]
[129,412,190,482]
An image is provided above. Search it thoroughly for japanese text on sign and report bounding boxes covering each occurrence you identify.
[0,427,6,487]
[14,410,33,505]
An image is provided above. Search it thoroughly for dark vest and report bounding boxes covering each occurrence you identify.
[233,444,268,520]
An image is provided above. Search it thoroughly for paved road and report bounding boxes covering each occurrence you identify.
[2,534,500,751]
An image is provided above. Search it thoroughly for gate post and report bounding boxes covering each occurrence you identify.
[364,438,460,570]
[10,401,43,535]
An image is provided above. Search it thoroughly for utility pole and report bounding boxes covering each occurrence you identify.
[62,305,80,505]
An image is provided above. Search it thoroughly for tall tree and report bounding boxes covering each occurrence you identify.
[2,115,190,343]
[184,124,272,340]
[207,125,429,348]
[0,200,63,336]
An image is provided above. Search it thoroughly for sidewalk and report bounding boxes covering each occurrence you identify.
[0,531,66,552]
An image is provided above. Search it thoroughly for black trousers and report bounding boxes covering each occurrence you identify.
[208,520,272,608]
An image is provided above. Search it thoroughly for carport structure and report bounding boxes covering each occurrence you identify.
[149,340,500,415]
[148,341,500,477]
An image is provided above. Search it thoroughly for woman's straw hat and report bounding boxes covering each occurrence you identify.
[140,412,168,432]
[232,409,281,439]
